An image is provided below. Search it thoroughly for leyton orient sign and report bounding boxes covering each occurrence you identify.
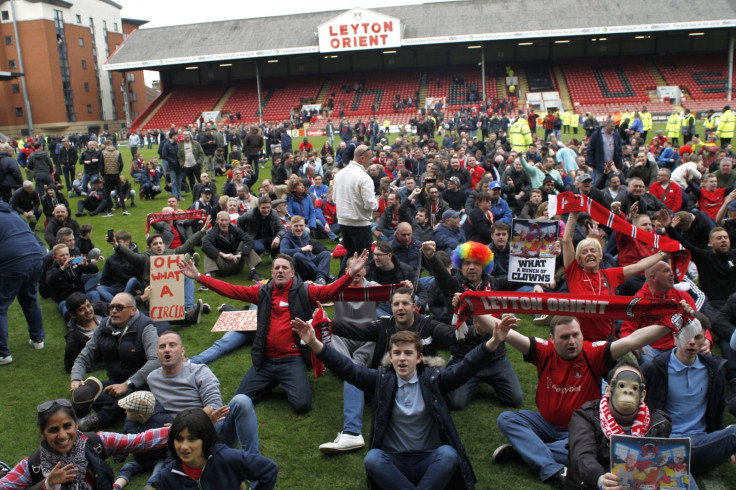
[318,8,402,53]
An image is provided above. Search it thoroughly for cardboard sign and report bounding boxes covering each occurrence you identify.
[149,255,185,321]
[610,435,691,489]
[211,310,258,332]
[508,219,559,284]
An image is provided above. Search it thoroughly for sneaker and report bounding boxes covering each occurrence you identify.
[533,315,551,326]
[198,284,209,292]
[202,303,211,314]
[122,210,131,216]
[77,414,100,432]
[75,212,86,217]
[187,299,204,325]
[71,376,103,407]
[0,356,12,366]
[103,212,114,217]
[249,270,264,282]
[29,339,44,349]
[192,252,200,266]
[545,468,567,489]
[130,203,136,207]
[492,444,521,464]
[314,277,327,285]
[319,432,365,454]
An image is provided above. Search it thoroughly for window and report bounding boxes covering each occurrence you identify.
[84,81,90,92]
[81,59,87,69]
[8,59,16,69]
[87,104,92,114]
[11,83,19,94]
[4,35,12,45]
[127,73,135,82]
[1,11,9,21]
[129,91,137,102]
[113,22,118,31]
[76,14,81,23]
[15,107,23,117]
[78,37,84,47]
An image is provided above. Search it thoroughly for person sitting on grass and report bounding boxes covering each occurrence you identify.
[0,399,169,489]
[292,317,521,489]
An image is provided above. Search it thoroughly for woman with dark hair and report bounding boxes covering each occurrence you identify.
[461,190,495,244]
[286,177,316,232]
[157,408,278,490]
[140,160,162,201]
[0,398,168,488]
[319,141,333,159]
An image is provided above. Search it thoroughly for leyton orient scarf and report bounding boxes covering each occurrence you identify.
[599,395,651,439]
[309,284,402,377]
[145,209,207,234]
[548,191,690,279]
[452,291,686,333]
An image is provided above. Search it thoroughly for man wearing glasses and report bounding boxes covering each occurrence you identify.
[333,144,378,272]
[69,292,160,432]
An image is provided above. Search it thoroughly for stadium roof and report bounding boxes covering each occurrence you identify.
[104,0,736,71]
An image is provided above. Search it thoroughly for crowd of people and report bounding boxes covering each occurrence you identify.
[0,101,735,489]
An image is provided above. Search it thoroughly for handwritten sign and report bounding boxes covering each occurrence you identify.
[211,310,258,332]
[149,255,185,321]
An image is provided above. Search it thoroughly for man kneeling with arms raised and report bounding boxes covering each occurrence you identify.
[292,313,519,489]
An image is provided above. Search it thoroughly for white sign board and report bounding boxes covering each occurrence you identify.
[318,8,401,53]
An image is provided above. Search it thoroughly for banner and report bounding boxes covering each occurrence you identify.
[508,219,559,284]
[149,254,185,321]
[211,310,258,332]
[145,209,207,235]
[610,435,691,489]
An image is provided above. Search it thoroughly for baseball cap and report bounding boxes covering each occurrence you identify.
[579,174,592,182]
[442,209,461,220]
[449,177,461,186]
[488,181,502,190]
[202,188,213,194]
[118,390,156,416]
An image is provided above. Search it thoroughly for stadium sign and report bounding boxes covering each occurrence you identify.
[318,8,401,53]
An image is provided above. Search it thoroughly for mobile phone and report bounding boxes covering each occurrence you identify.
[107,229,114,242]
[71,256,84,265]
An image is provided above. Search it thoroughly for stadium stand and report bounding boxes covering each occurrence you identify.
[656,55,736,101]
[563,58,657,105]
[140,84,227,130]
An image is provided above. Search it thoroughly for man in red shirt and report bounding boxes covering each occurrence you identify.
[179,249,369,414]
[491,315,672,487]
[649,168,682,213]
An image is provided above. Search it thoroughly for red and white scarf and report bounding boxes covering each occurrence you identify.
[599,395,650,439]
[548,191,690,279]
[145,209,207,234]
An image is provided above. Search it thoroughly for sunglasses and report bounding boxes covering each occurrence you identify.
[109,304,134,312]
[37,398,72,414]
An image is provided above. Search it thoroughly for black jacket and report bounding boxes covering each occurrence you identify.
[566,399,672,489]
[237,208,286,239]
[365,254,428,307]
[316,341,493,489]
[46,260,99,303]
[641,349,726,433]
[0,152,23,189]
[202,224,254,259]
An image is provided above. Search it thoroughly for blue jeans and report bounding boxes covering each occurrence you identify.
[215,394,260,454]
[446,354,523,410]
[364,446,458,490]
[34,173,53,196]
[253,236,277,256]
[81,173,97,194]
[331,335,375,434]
[184,277,194,310]
[96,278,143,303]
[169,169,183,199]
[418,276,434,290]
[293,251,331,281]
[189,330,255,365]
[117,458,165,483]
[686,426,736,475]
[497,410,569,481]
[62,165,75,191]
[0,257,45,357]
[236,356,311,413]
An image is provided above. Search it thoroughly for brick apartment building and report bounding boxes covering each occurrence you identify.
[0,0,148,137]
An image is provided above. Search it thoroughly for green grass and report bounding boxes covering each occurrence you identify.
[2,131,735,489]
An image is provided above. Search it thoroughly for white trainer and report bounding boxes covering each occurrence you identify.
[319,432,365,454]
[29,339,44,349]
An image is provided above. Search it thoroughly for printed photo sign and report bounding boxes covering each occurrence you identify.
[508,219,559,284]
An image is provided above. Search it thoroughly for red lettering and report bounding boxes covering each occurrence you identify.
[359,36,367,47]
[153,256,164,268]
[330,38,339,49]
[350,23,358,34]
[384,21,393,32]
[339,24,347,36]
[342,38,351,48]
[369,35,378,45]
[329,25,338,36]
[371,22,381,33]
[380,34,388,44]
[361,22,370,33]
[167,255,180,267]
[160,285,173,298]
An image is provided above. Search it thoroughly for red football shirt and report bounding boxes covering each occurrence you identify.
[564,263,624,341]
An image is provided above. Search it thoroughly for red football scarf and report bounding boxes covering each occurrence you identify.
[452,291,685,332]
[599,395,651,439]
[548,191,690,279]
[145,209,207,234]
[309,284,401,377]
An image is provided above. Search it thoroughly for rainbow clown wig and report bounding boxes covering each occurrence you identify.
[452,241,494,274]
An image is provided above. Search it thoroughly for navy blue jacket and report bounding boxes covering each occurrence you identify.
[157,443,278,490]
